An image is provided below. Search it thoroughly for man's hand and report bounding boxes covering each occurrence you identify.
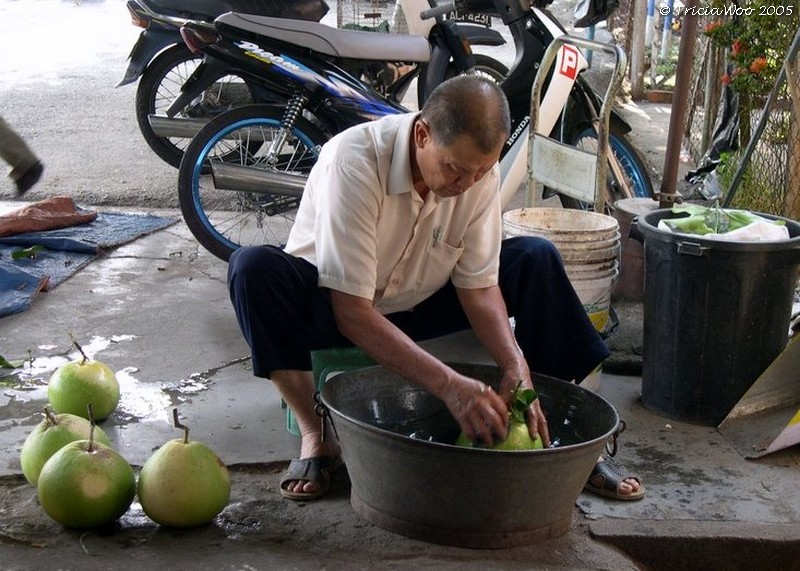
[498,373,551,448]
[441,374,509,447]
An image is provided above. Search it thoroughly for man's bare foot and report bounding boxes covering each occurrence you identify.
[281,429,341,496]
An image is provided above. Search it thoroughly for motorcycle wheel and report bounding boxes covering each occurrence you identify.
[178,105,327,262]
[557,126,654,210]
[444,54,509,83]
[136,43,256,169]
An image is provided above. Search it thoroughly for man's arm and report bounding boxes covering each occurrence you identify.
[330,290,509,446]
[456,285,551,445]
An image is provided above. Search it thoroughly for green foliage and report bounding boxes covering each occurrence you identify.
[703,0,799,106]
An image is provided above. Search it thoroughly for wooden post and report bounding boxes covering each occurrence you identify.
[785,54,800,218]
[659,0,699,205]
[630,0,648,100]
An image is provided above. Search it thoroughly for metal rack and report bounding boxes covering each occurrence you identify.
[527,36,627,212]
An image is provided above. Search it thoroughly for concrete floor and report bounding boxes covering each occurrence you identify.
[1,212,799,569]
[1,1,799,567]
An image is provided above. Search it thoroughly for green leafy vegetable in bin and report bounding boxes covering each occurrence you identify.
[665,204,785,236]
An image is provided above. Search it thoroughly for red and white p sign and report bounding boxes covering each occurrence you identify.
[559,45,579,80]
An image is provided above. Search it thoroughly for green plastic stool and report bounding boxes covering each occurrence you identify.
[285,346,376,436]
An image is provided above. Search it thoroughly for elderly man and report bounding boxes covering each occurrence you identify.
[228,75,643,501]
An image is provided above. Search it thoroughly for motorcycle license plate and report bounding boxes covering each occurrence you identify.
[447,11,492,26]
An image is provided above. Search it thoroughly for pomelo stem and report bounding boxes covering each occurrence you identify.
[173,408,190,444]
[87,403,96,453]
[43,406,58,426]
[69,332,89,365]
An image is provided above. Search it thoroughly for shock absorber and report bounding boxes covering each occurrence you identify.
[265,92,309,169]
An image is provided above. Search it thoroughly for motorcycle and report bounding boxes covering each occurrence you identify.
[116,0,331,168]
[124,0,509,169]
[176,0,653,261]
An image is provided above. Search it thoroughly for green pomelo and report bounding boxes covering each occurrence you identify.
[47,359,120,421]
[20,410,111,486]
[138,439,231,528]
[456,421,544,450]
[492,422,545,450]
[37,440,135,528]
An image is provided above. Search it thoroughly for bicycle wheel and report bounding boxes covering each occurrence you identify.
[557,126,654,210]
[136,44,256,169]
[178,105,327,261]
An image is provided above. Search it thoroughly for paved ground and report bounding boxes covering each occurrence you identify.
[1,1,799,569]
[2,209,799,570]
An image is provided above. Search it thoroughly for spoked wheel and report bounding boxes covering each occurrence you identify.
[136,43,256,168]
[557,126,654,211]
[178,104,327,262]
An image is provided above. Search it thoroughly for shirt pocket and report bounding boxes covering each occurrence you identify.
[415,239,464,298]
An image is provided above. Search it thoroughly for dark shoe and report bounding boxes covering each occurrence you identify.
[15,161,43,196]
[279,456,343,501]
[583,457,645,501]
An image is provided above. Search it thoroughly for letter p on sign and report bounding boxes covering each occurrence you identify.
[559,45,579,80]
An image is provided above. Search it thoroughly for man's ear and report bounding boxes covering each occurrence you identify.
[414,118,429,149]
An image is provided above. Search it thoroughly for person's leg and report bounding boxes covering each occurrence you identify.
[227,245,349,376]
[0,116,42,194]
[228,246,346,497]
[498,236,610,382]
[498,236,642,500]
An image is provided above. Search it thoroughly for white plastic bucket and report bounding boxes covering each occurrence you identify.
[571,268,619,332]
[503,208,619,241]
[558,242,621,264]
[501,207,621,333]
[565,259,618,280]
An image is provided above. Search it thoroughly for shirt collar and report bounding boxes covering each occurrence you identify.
[387,113,419,196]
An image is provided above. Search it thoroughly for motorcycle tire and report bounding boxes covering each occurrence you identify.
[136,43,256,169]
[178,104,328,262]
[556,125,654,210]
[445,53,509,83]
[437,55,509,107]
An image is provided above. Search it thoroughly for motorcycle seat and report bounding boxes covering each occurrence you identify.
[146,0,328,21]
[216,12,432,63]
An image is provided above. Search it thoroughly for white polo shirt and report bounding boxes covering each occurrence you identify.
[284,113,502,315]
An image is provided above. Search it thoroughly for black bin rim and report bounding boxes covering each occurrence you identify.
[637,208,800,252]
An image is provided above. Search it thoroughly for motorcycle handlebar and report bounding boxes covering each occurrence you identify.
[420,2,457,20]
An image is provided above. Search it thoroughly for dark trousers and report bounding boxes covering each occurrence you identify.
[227,236,609,383]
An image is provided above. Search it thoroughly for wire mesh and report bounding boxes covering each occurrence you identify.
[682,16,800,219]
[336,0,405,32]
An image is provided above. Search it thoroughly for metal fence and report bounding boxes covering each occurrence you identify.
[688,24,800,219]
[606,2,799,219]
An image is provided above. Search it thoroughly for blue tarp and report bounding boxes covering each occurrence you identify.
[0,211,178,317]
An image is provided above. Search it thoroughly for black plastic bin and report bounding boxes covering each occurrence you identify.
[632,209,800,426]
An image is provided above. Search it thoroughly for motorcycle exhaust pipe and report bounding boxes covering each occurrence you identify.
[148,115,208,138]
[210,163,307,197]
[148,115,279,142]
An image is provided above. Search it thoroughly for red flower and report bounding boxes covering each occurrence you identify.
[749,57,767,73]
[705,20,722,34]
[721,73,731,85]
[731,39,747,57]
